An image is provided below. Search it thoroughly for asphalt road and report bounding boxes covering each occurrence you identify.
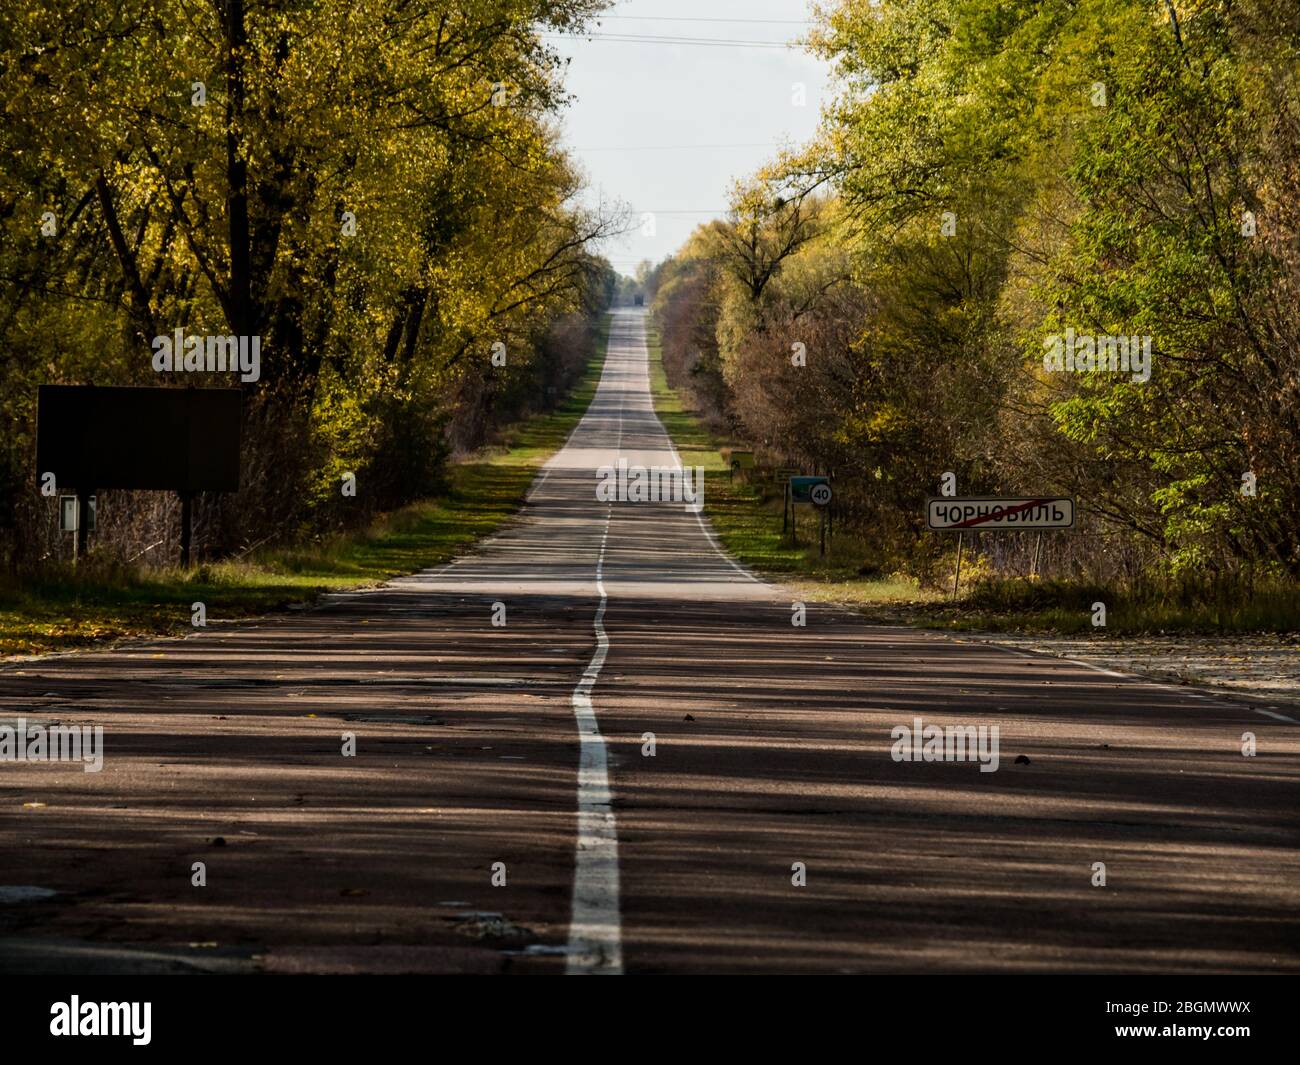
[1,309,1297,974]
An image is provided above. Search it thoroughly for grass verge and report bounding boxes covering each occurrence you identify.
[0,327,607,657]
[914,576,1300,635]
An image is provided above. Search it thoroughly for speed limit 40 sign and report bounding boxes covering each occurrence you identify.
[790,476,831,507]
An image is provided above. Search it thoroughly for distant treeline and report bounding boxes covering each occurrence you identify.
[649,0,1300,589]
[0,0,618,571]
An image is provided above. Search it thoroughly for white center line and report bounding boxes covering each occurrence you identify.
[564,504,621,974]
[630,320,765,585]
[565,324,627,975]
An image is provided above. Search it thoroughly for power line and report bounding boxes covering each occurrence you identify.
[596,15,813,24]
[556,33,795,47]
[543,32,797,49]
[572,142,780,151]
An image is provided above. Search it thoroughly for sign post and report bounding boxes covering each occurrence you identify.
[806,479,834,557]
[37,386,242,568]
[59,494,97,561]
[76,493,91,562]
[952,532,964,598]
[790,476,831,553]
[790,476,831,505]
[774,468,799,537]
[58,495,97,534]
[926,497,1075,598]
[926,497,1075,532]
[721,448,754,484]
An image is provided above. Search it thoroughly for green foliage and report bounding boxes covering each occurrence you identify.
[0,321,608,654]
[652,0,1300,599]
[0,0,617,570]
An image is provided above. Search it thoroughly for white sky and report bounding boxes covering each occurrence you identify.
[549,1,833,276]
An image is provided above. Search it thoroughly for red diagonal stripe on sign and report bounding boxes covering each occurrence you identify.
[950,499,1054,529]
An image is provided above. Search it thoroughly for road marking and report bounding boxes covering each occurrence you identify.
[403,352,611,579]
[962,637,1300,722]
[563,313,764,969]
[565,328,626,976]
[1063,659,1129,678]
[564,506,622,974]
[627,318,765,586]
[524,467,554,504]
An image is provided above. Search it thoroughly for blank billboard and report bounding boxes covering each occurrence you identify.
[36,386,242,492]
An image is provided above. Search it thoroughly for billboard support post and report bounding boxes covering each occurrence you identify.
[180,492,194,569]
[76,491,92,563]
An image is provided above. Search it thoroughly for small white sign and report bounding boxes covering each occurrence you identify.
[58,495,96,532]
[927,497,1073,531]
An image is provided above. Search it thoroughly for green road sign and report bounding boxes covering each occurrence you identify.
[790,475,830,505]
